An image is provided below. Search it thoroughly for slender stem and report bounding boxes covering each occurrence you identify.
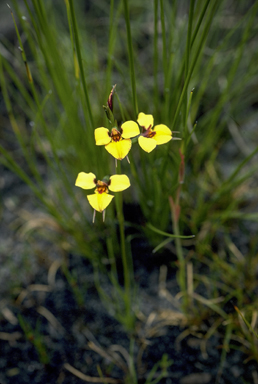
[128,336,137,384]
[115,161,132,327]
[183,89,194,154]
[123,0,138,118]
[171,204,187,312]
[173,221,185,283]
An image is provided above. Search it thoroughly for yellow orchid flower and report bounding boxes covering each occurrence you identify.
[137,112,172,153]
[94,121,140,161]
[75,172,130,222]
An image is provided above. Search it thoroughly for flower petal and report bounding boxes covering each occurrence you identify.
[138,136,156,153]
[153,124,172,144]
[75,172,96,189]
[109,174,130,192]
[87,193,114,212]
[137,112,154,129]
[95,127,111,145]
[121,121,140,139]
[105,139,132,160]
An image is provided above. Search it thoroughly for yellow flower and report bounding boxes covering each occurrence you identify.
[75,172,130,222]
[137,112,172,153]
[94,121,140,160]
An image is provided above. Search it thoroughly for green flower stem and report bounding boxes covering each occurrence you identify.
[115,161,133,329]
[183,89,194,155]
[171,201,187,312]
[128,336,137,384]
[123,0,138,118]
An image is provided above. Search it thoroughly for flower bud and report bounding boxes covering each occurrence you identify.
[107,84,116,112]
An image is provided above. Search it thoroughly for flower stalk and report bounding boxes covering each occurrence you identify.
[115,161,134,330]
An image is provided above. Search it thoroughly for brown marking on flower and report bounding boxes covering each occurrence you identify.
[141,125,156,138]
[110,128,121,142]
[96,180,108,194]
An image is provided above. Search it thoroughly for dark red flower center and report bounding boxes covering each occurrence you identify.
[96,180,108,194]
[141,125,156,138]
[110,128,122,142]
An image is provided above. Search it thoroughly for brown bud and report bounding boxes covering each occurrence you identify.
[107,84,116,112]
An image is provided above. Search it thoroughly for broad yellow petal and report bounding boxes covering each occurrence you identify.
[75,172,96,189]
[153,124,172,145]
[137,112,154,129]
[109,174,130,192]
[87,193,114,212]
[105,139,132,160]
[95,127,111,145]
[138,136,156,153]
[121,121,140,139]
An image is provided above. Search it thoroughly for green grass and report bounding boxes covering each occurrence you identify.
[1,0,258,382]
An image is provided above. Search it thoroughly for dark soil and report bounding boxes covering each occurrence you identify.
[0,217,257,384]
